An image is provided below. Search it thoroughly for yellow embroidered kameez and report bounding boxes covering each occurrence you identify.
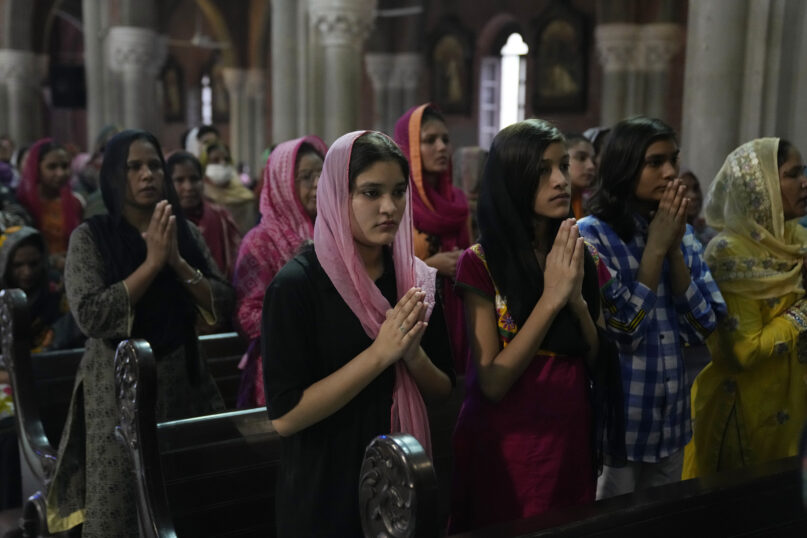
[683,138,807,478]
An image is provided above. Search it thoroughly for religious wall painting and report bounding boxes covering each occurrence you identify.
[161,56,185,123]
[532,1,588,112]
[430,19,474,115]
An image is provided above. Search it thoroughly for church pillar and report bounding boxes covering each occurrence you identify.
[106,26,164,133]
[640,23,681,121]
[681,0,748,188]
[0,50,45,145]
[246,68,267,175]
[364,53,394,132]
[594,23,638,127]
[271,0,299,144]
[221,68,248,167]
[308,0,376,143]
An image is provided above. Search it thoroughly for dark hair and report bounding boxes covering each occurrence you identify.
[205,142,231,163]
[295,142,324,170]
[196,125,220,140]
[421,107,446,126]
[565,133,592,149]
[778,139,793,169]
[587,116,677,241]
[478,119,565,327]
[166,151,203,180]
[348,132,409,191]
[37,141,64,165]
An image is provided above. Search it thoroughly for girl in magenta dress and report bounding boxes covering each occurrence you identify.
[450,119,619,532]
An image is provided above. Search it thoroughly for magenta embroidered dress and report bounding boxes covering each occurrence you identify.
[450,243,611,532]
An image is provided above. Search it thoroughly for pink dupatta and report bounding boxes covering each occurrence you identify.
[234,135,327,407]
[313,130,436,456]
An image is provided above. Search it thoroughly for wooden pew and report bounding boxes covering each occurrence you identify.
[198,331,247,409]
[115,339,280,537]
[367,443,807,537]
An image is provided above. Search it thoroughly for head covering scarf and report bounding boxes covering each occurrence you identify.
[394,104,470,247]
[248,135,325,281]
[394,104,471,372]
[86,129,212,380]
[17,138,82,248]
[313,130,437,455]
[704,137,807,300]
[233,136,327,407]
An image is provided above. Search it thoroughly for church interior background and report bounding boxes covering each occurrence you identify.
[0,0,805,192]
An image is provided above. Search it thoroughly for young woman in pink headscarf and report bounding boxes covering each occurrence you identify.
[233,135,327,407]
[395,104,471,373]
[262,131,454,537]
[17,138,83,270]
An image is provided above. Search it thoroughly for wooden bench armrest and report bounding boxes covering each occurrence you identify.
[360,433,440,538]
[114,338,177,538]
[0,289,58,483]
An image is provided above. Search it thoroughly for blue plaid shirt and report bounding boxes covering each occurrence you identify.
[578,214,726,462]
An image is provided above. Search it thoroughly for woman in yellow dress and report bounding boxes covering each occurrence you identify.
[683,138,807,478]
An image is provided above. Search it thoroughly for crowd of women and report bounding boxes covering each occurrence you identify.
[0,105,805,537]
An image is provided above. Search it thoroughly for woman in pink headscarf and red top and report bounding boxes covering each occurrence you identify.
[395,103,471,373]
[233,135,328,408]
[17,138,83,271]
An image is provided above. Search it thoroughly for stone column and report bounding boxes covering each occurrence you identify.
[386,53,422,133]
[595,23,639,127]
[297,0,310,136]
[640,23,681,121]
[364,53,394,132]
[106,26,164,132]
[222,67,247,166]
[0,50,44,145]
[309,0,377,143]
[271,0,299,144]
[681,0,749,190]
[394,53,421,117]
[82,0,105,149]
[246,68,267,176]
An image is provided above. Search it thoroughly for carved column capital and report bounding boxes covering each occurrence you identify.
[221,67,247,95]
[640,23,682,73]
[364,53,395,89]
[245,68,266,97]
[595,23,641,72]
[308,0,377,47]
[389,52,422,89]
[0,50,44,86]
[107,26,162,75]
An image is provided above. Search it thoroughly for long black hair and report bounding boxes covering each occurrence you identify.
[478,119,598,356]
[587,116,676,241]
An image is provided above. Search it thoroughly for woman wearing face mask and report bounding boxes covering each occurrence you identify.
[262,131,453,536]
[168,151,241,282]
[45,130,232,537]
[395,104,471,373]
[233,135,327,408]
[201,142,257,235]
[449,119,620,532]
[17,138,83,271]
[683,139,807,478]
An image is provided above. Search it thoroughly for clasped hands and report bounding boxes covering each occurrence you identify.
[647,179,689,258]
[373,287,430,367]
[142,200,185,272]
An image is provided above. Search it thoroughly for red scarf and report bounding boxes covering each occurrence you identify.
[17,138,82,252]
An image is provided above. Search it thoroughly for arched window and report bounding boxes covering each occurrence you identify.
[478,32,529,148]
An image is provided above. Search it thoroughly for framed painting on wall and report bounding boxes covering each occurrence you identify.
[430,19,474,115]
[161,56,185,123]
[532,1,588,112]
